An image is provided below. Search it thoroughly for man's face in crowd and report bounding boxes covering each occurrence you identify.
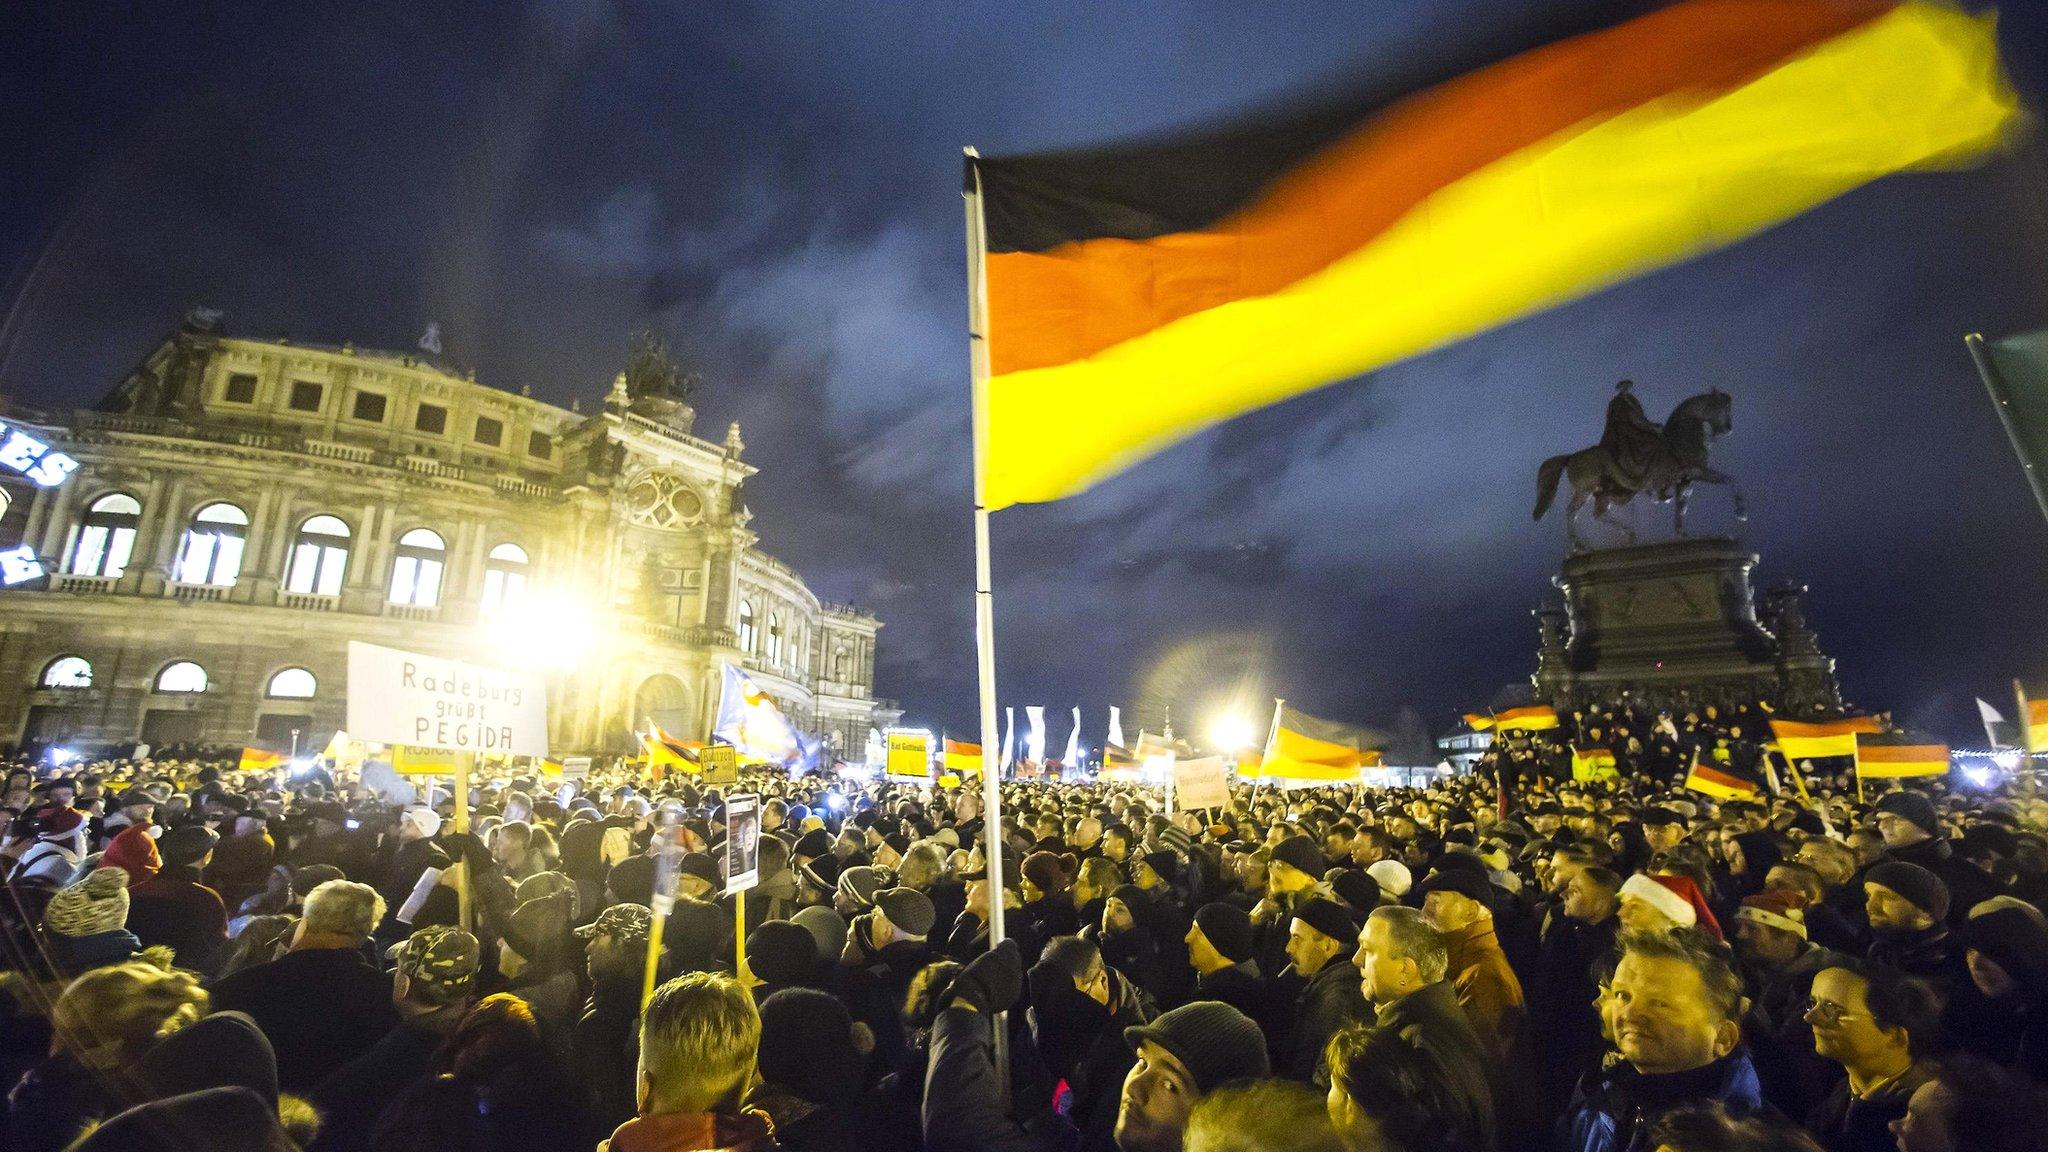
[1805,967,1893,1066]
[1792,841,1851,887]
[1734,919,1803,968]
[1285,919,1342,978]
[1864,882,1930,932]
[1967,948,2018,999]
[1104,897,1136,935]
[1875,811,1929,849]
[49,785,75,807]
[1562,873,1616,924]
[1644,822,1685,853]
[1606,952,1736,1075]
[1891,1079,1957,1152]
[1763,865,1820,906]
[1351,917,1414,1004]
[1117,1039,1198,1152]
[1545,853,1587,896]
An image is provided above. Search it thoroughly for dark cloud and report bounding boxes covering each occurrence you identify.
[3,0,2047,744]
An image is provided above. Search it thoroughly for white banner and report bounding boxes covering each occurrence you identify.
[346,641,548,757]
[1173,756,1231,810]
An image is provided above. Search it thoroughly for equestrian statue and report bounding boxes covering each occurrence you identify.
[1533,380,1745,550]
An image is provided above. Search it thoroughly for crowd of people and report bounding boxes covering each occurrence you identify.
[0,721,2045,1152]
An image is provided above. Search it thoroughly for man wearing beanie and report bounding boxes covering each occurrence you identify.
[127,824,228,975]
[1955,896,2048,1079]
[313,925,480,1152]
[1863,861,1964,993]
[1116,1001,1271,1152]
[1251,834,1325,978]
[1277,896,1368,1082]
[1184,903,1271,1034]
[1872,790,2004,928]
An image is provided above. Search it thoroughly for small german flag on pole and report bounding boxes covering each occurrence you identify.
[1572,746,1619,782]
[966,0,2017,510]
[1495,706,1560,733]
[942,738,984,776]
[1854,736,1950,780]
[2015,681,2048,755]
[1685,749,1760,801]
[1769,716,1882,761]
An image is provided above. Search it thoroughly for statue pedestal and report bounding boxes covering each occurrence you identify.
[1532,537,1840,713]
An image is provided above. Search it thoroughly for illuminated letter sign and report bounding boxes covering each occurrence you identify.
[0,422,77,488]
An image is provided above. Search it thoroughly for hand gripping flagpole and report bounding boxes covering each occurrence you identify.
[964,147,1011,1091]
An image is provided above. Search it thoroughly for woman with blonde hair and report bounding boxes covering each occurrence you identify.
[6,961,208,1152]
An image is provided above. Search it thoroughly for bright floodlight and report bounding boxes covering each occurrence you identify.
[1209,713,1256,751]
[482,588,597,670]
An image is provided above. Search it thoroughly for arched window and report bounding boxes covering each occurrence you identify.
[154,661,208,693]
[284,514,351,595]
[40,656,92,689]
[833,648,849,681]
[175,503,248,586]
[481,543,529,614]
[69,494,140,578]
[388,528,445,607]
[766,612,784,664]
[737,601,757,652]
[266,667,316,699]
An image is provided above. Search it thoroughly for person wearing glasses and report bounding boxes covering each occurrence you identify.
[1803,961,1942,1152]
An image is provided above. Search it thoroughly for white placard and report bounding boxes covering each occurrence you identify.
[724,793,760,895]
[1173,756,1231,811]
[396,866,443,925]
[346,641,548,757]
[558,755,592,781]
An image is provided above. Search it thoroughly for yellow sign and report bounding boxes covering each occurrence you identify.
[700,744,740,785]
[393,746,464,775]
[885,730,931,782]
[938,772,962,789]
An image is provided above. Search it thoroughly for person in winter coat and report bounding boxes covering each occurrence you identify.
[1953,894,2048,1081]
[1870,792,2003,928]
[750,988,920,1152]
[1029,935,1158,1152]
[11,807,86,887]
[43,868,148,976]
[374,993,595,1152]
[127,825,228,974]
[1861,862,1967,1001]
[1353,906,1499,1152]
[1560,929,1766,1152]
[1534,865,1622,1116]
[1183,903,1273,1038]
[1276,897,1368,1083]
[1732,891,1849,1120]
[1804,962,1940,1152]
[1416,868,1526,1066]
[838,887,936,1075]
[310,925,480,1152]
[208,880,398,1091]
[597,973,779,1152]
[578,903,655,1134]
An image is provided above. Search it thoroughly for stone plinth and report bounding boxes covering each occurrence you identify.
[1532,537,1840,714]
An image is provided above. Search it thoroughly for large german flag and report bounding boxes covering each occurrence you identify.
[1245,703,1385,785]
[968,0,2016,510]
[1854,735,1949,779]
[1770,715,1883,760]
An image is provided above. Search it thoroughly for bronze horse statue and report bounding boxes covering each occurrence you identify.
[1533,389,1745,550]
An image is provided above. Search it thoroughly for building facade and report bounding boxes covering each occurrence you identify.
[0,316,897,757]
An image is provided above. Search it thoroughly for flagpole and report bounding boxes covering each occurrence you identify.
[965,147,1012,1089]
[1968,333,2048,525]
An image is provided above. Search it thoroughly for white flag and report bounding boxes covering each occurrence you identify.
[1108,706,1126,750]
[1978,698,2007,725]
[999,707,1016,772]
[1025,707,1046,764]
[1063,706,1083,766]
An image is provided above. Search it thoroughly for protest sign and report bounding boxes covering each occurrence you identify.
[347,641,548,757]
[724,793,761,895]
[1173,756,1230,810]
[885,730,931,783]
[700,743,739,785]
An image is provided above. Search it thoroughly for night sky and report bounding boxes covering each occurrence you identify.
[6,1,2048,749]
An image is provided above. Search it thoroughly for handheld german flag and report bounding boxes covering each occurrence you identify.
[1572,745,1620,782]
[1243,702,1383,786]
[1685,749,1760,801]
[966,0,2017,510]
[1768,716,1882,761]
[2015,681,2048,755]
[943,737,984,775]
[1854,735,1949,780]
[639,720,696,779]
[1463,713,1496,733]
[237,747,286,773]
[1100,744,1144,782]
[1495,706,1560,733]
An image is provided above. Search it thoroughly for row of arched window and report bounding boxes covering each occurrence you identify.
[734,600,857,681]
[67,494,530,611]
[39,655,315,699]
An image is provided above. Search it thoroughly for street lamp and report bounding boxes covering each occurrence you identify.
[1208,712,1256,753]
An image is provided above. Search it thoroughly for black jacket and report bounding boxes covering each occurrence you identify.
[1378,981,1498,1152]
[1532,913,1619,1114]
[921,1007,1058,1152]
[1282,960,1370,1084]
[1884,837,2003,929]
[308,1017,447,1152]
[208,945,397,1091]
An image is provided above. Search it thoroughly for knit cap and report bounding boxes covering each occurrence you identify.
[1867,861,1950,923]
[1735,891,1808,939]
[575,902,654,945]
[1367,859,1413,898]
[1326,869,1382,913]
[1874,790,1941,837]
[1124,1001,1271,1092]
[791,905,849,963]
[1271,835,1324,878]
[1290,897,1357,945]
[37,807,86,839]
[747,920,821,987]
[1963,896,2048,989]
[1022,851,1074,895]
[44,868,130,938]
[138,1011,278,1107]
[1193,903,1255,964]
[874,887,936,938]
[1158,824,1194,855]
[836,865,890,911]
